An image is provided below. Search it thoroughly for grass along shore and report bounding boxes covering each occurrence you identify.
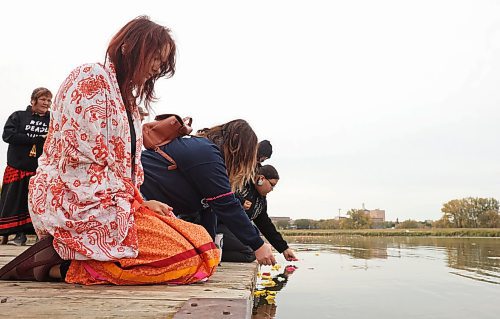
[280,228,500,237]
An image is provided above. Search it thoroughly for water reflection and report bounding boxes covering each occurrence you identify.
[288,236,390,259]
[252,265,297,318]
[285,236,500,284]
[251,236,500,319]
[441,238,500,284]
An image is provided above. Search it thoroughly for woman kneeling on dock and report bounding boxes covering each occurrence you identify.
[0,16,219,285]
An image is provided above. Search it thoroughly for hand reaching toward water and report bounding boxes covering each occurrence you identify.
[283,248,298,261]
[255,243,276,266]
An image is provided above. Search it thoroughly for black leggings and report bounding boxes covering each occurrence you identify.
[60,260,72,280]
[217,224,256,263]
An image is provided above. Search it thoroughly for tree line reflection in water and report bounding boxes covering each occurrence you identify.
[251,236,499,318]
[285,236,500,284]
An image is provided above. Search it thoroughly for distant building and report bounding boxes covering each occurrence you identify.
[363,208,386,223]
[270,217,292,224]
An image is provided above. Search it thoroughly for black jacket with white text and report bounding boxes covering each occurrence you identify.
[2,106,49,171]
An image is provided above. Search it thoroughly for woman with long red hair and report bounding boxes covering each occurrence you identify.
[0,16,219,285]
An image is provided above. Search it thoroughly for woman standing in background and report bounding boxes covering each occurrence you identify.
[0,87,51,246]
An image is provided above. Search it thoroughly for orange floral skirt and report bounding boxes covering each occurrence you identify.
[65,205,220,285]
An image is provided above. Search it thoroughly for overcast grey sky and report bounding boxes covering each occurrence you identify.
[1,0,500,221]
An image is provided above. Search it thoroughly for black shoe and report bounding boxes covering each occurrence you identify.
[8,233,27,246]
[0,235,8,245]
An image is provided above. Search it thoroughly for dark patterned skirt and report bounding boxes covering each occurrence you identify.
[0,165,36,235]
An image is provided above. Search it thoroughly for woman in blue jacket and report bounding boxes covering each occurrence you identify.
[141,119,276,265]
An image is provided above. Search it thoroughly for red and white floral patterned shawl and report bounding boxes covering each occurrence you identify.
[28,62,144,261]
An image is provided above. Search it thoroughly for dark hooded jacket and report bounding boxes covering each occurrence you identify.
[237,182,289,253]
[2,106,50,171]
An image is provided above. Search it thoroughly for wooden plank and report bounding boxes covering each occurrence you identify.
[173,298,250,319]
[0,246,27,257]
[0,245,258,318]
[0,295,181,319]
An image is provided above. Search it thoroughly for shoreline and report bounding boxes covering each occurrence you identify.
[280,228,500,237]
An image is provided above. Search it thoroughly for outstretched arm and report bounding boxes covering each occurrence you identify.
[184,153,276,265]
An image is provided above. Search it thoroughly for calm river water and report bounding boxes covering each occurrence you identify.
[252,236,500,319]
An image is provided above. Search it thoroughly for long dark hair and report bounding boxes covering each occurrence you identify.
[107,16,176,111]
[197,119,258,191]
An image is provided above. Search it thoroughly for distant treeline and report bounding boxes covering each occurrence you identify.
[273,197,499,230]
[279,228,500,237]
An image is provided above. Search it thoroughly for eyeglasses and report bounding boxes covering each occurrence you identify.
[266,178,277,188]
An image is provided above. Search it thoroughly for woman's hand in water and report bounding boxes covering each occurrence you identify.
[142,200,175,217]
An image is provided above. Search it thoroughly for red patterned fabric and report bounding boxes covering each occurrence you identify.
[28,62,144,261]
[0,215,32,230]
[0,165,36,234]
[2,166,35,185]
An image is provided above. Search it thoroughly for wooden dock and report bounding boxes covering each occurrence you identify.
[0,245,258,318]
